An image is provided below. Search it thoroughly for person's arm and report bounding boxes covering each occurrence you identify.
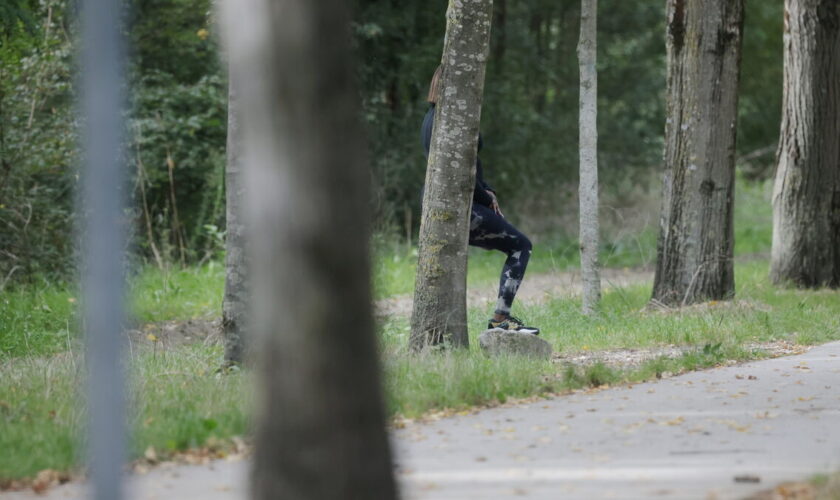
[473,183,494,207]
[473,158,494,207]
[421,105,435,158]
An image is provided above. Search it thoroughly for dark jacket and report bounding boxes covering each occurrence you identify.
[421,104,495,207]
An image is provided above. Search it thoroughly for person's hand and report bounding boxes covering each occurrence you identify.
[487,190,504,217]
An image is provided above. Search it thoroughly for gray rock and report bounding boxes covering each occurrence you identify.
[478,329,552,360]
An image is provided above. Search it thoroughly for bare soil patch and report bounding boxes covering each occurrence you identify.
[375,267,654,317]
[124,318,221,351]
[552,340,808,370]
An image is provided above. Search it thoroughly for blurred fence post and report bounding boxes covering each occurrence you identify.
[80,0,127,498]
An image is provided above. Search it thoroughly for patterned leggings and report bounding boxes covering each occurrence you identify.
[468,203,532,316]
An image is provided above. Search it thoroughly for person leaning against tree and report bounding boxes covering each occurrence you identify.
[420,65,540,335]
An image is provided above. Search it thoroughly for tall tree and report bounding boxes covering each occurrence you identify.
[652,0,745,306]
[578,0,601,315]
[221,0,398,498]
[221,75,246,366]
[409,0,494,351]
[770,0,840,288]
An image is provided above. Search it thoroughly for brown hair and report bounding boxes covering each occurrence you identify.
[426,65,442,104]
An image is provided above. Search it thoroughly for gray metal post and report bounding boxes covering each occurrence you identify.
[80,0,126,498]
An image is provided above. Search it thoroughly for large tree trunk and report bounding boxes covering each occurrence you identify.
[652,0,744,306]
[409,0,494,351]
[770,0,840,288]
[578,0,601,315]
[222,76,247,365]
[220,1,398,499]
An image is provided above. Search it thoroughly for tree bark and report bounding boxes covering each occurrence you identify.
[221,1,398,499]
[578,0,601,315]
[222,76,247,365]
[770,0,840,288]
[409,0,494,352]
[652,0,744,306]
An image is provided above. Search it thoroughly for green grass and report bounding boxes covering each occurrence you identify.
[0,344,250,482]
[734,178,773,256]
[448,259,840,355]
[812,472,840,500]
[128,261,225,323]
[0,285,79,358]
[0,263,225,359]
[0,354,81,481]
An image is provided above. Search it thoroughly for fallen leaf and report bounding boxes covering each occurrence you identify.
[31,469,60,494]
[144,446,158,463]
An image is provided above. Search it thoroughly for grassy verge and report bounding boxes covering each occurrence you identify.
[0,263,226,359]
[128,261,226,323]
[811,473,840,500]
[0,284,79,358]
[5,259,837,483]
[0,344,250,483]
[748,472,840,499]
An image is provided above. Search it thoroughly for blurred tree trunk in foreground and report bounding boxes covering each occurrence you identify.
[578,0,601,315]
[409,0,494,351]
[652,0,744,306]
[222,75,247,365]
[770,0,840,288]
[220,0,398,498]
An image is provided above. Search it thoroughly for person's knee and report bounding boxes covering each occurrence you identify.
[518,234,532,253]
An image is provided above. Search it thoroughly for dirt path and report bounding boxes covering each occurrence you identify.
[122,268,654,349]
[125,268,799,367]
[375,267,654,317]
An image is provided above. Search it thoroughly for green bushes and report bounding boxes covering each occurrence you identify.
[0,0,77,281]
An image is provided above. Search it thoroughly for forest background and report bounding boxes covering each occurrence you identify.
[0,0,782,283]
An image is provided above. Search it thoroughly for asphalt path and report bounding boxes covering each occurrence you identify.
[5,341,839,500]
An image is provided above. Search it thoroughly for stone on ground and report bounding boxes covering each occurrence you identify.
[478,328,552,360]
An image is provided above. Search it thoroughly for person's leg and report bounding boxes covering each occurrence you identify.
[469,204,538,333]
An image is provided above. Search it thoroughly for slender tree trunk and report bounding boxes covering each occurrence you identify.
[221,1,398,499]
[770,0,840,288]
[409,0,494,352]
[652,0,744,306]
[578,0,601,315]
[222,76,247,365]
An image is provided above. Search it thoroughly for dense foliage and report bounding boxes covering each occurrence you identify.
[0,0,784,283]
[0,0,76,281]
